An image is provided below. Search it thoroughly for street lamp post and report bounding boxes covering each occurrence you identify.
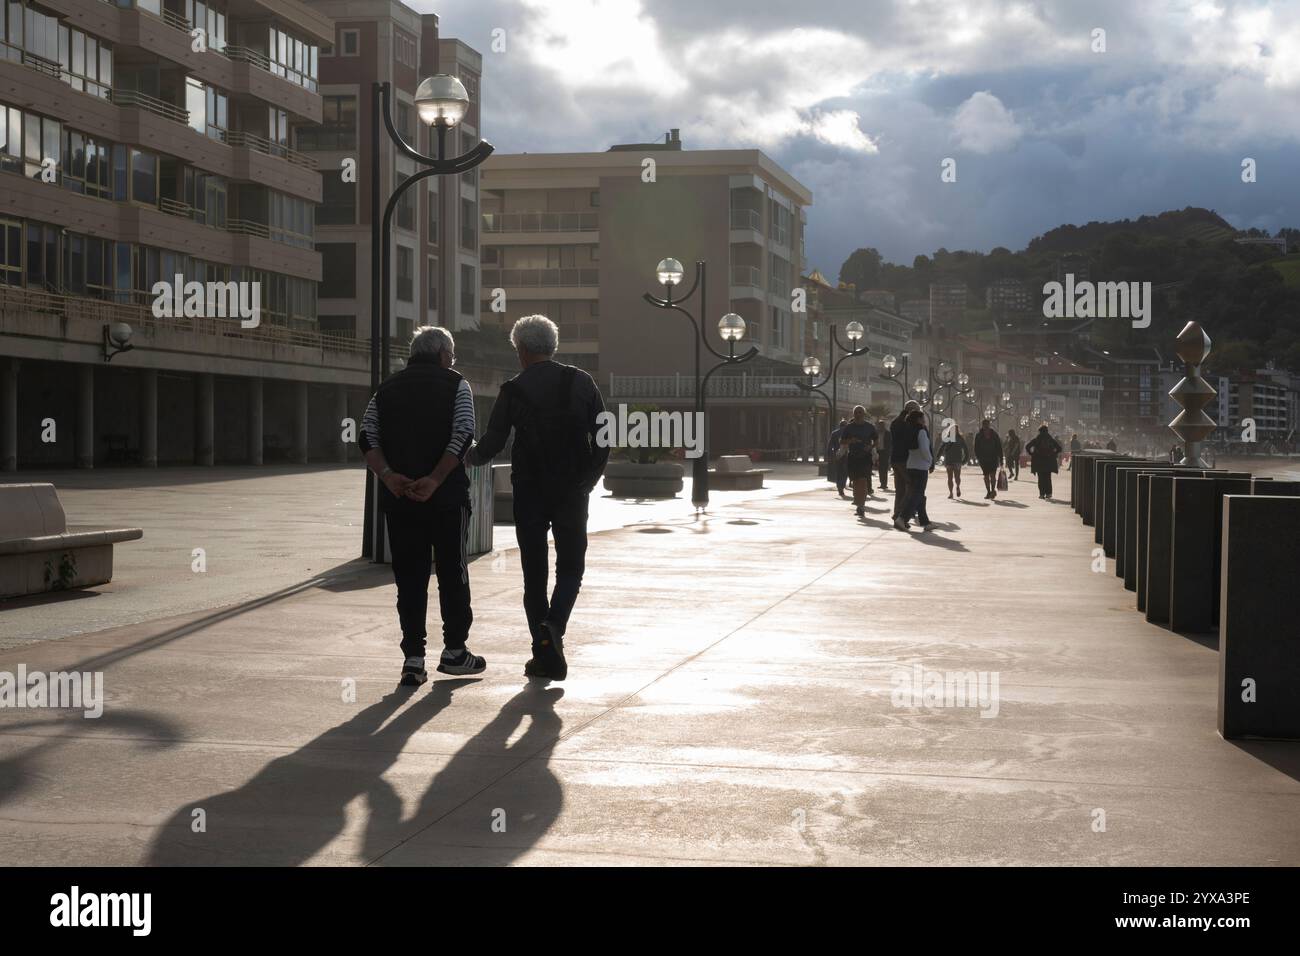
[643,260,759,510]
[797,322,868,464]
[362,76,495,560]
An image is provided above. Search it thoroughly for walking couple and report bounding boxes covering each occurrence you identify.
[359,316,609,687]
[889,401,937,532]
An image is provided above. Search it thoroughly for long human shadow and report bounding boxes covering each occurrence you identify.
[365,682,564,865]
[145,679,478,866]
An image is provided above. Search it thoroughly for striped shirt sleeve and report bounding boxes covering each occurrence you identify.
[444,379,476,459]
[360,395,380,451]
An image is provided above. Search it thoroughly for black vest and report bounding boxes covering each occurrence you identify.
[373,355,469,512]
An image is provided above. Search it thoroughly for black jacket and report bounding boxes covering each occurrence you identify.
[361,356,468,512]
[889,414,914,465]
[973,428,1003,466]
[1026,431,1063,473]
[470,360,609,489]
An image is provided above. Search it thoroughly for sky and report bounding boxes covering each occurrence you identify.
[416,0,1300,279]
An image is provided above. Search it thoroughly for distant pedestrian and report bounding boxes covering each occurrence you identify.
[1026,424,1063,499]
[938,424,968,498]
[875,419,891,490]
[973,419,1003,500]
[1004,428,1022,480]
[841,405,878,517]
[468,315,609,681]
[826,418,849,497]
[1106,436,1118,452]
[890,400,921,519]
[895,409,936,532]
[1068,433,1081,470]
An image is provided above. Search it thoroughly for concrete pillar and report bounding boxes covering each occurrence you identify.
[195,373,214,466]
[76,364,94,469]
[334,386,349,463]
[1,358,17,472]
[293,381,309,465]
[248,378,263,465]
[140,368,158,468]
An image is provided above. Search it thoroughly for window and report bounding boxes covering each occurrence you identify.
[184,1,227,52]
[340,29,359,56]
[296,95,356,151]
[267,190,313,248]
[426,181,438,241]
[394,172,415,231]
[318,314,354,337]
[22,111,60,180]
[57,24,112,99]
[130,149,157,205]
[590,190,600,207]
[396,101,413,143]
[318,172,355,225]
[318,243,357,298]
[205,84,228,140]
[268,107,289,148]
[460,197,476,250]
[0,218,22,286]
[460,264,475,315]
[62,128,112,199]
[0,105,23,174]
[426,255,438,311]
[396,245,413,301]
[268,24,318,90]
[394,30,416,68]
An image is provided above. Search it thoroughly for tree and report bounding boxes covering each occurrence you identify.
[838,248,883,297]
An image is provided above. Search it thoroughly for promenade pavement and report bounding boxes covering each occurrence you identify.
[0,466,1297,865]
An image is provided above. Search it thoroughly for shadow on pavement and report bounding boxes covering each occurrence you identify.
[1230,740,1300,785]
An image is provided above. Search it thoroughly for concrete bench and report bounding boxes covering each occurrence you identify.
[0,483,142,599]
[709,455,770,490]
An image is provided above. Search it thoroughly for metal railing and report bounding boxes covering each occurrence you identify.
[226,218,270,239]
[730,208,761,231]
[112,88,190,125]
[225,130,317,169]
[731,265,761,287]
[480,267,599,288]
[481,211,599,233]
[1,40,63,79]
[221,45,272,71]
[608,373,872,404]
[159,197,196,219]
[0,284,404,360]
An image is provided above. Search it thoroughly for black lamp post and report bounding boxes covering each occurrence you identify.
[362,76,494,561]
[879,355,967,417]
[797,321,869,463]
[643,259,758,510]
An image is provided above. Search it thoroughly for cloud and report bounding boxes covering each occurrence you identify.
[802,109,879,152]
[951,91,1022,153]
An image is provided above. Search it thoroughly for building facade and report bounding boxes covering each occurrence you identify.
[0,0,371,472]
[478,134,816,455]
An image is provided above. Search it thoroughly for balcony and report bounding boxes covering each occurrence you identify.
[112,88,189,125]
[481,268,599,288]
[731,265,761,287]
[226,131,316,170]
[482,211,598,233]
[609,374,872,405]
[730,208,761,232]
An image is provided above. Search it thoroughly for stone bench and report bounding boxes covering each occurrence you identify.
[709,455,770,490]
[0,483,142,599]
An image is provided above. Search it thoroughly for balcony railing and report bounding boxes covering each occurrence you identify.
[226,218,270,239]
[481,211,599,233]
[731,265,761,287]
[480,268,598,288]
[221,45,272,71]
[112,88,190,125]
[0,41,62,79]
[0,284,403,360]
[159,197,197,219]
[730,208,761,231]
[608,373,872,404]
[226,130,317,169]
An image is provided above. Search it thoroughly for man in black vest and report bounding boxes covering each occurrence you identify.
[469,314,609,681]
[360,326,484,686]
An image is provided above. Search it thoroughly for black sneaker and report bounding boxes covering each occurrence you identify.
[437,647,486,676]
[524,624,567,681]
[399,657,427,687]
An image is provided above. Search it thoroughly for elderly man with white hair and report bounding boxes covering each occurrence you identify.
[360,325,485,686]
[468,314,609,681]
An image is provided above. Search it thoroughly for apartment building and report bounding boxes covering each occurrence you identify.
[479,132,815,455]
[1218,369,1294,441]
[1032,355,1103,429]
[1082,345,1164,433]
[0,0,367,472]
[301,2,482,343]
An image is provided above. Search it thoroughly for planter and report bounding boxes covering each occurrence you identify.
[602,461,685,499]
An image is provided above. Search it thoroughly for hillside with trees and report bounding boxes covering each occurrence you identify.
[835,209,1300,372]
